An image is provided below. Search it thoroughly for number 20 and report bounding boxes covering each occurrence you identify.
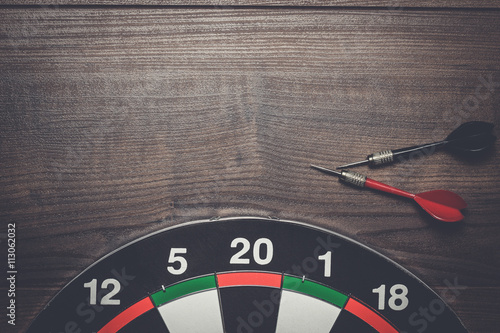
[230,238,273,265]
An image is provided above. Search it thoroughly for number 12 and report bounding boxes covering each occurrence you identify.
[83,278,121,306]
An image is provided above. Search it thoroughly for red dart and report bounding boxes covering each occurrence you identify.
[310,165,467,222]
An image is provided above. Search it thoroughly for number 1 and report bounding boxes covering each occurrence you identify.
[318,251,332,277]
[372,284,386,310]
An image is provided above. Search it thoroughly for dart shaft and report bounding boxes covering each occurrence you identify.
[338,170,414,199]
[391,140,447,161]
[338,141,447,169]
[373,141,448,164]
[364,178,414,199]
[313,166,416,200]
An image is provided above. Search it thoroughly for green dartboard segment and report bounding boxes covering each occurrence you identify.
[151,275,217,307]
[282,275,349,308]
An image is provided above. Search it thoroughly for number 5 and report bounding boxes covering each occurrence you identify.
[167,248,188,275]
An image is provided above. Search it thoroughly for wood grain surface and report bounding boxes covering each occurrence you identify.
[1,4,499,333]
[1,1,500,9]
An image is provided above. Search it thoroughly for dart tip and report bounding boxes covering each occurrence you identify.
[336,160,368,169]
[310,164,342,177]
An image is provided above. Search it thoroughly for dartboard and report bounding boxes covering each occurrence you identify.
[27,217,467,332]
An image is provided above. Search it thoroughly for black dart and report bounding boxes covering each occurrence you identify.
[337,121,496,169]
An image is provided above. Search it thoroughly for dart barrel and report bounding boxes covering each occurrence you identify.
[340,171,367,187]
[368,150,394,166]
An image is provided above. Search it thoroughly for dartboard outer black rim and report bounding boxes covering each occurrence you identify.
[27,216,467,333]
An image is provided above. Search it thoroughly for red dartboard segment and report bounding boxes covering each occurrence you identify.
[97,297,154,333]
[344,297,398,333]
[217,271,282,288]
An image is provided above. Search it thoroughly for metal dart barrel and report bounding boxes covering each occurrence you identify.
[310,165,366,187]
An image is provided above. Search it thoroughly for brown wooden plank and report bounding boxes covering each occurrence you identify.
[1,1,500,9]
[1,6,499,333]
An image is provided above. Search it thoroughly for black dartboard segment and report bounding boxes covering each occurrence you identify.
[27,217,467,333]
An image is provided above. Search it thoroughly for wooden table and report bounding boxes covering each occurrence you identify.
[1,1,499,332]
